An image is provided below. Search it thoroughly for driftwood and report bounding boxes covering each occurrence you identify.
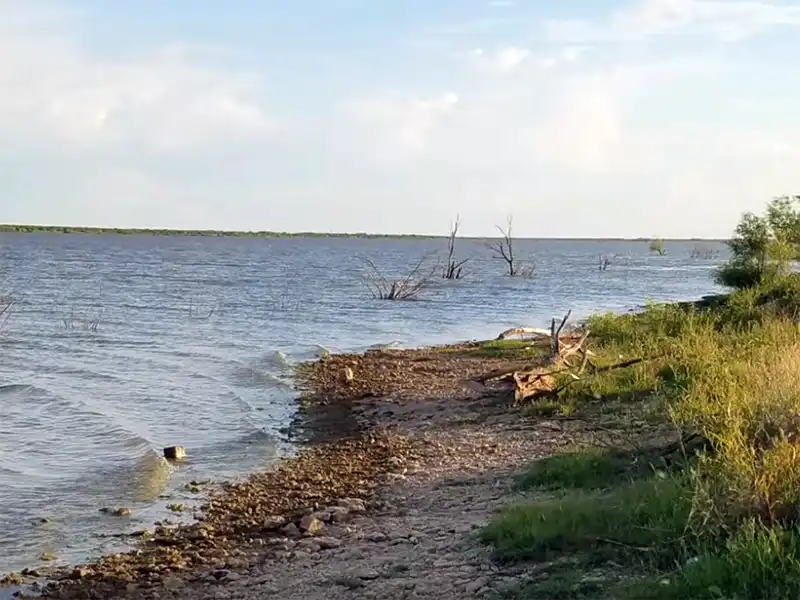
[473,310,644,405]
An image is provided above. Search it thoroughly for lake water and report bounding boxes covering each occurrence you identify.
[0,234,727,573]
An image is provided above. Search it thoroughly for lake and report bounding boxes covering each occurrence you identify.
[0,233,727,573]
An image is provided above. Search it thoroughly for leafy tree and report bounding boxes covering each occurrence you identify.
[716,195,800,289]
[649,238,666,255]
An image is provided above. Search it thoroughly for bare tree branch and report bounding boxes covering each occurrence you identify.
[442,215,469,280]
[359,253,437,301]
[486,215,534,277]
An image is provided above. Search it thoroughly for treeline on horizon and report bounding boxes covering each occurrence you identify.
[0,223,724,242]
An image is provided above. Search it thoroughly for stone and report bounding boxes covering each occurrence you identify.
[163,446,186,460]
[99,507,131,517]
[69,567,92,580]
[298,539,321,552]
[367,532,388,543]
[313,510,332,522]
[329,506,349,523]
[281,523,300,537]
[337,498,366,513]
[356,569,381,581]
[315,537,342,550]
[465,578,489,594]
[299,515,325,535]
[263,516,285,531]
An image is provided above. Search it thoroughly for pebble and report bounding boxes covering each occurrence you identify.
[299,515,324,535]
[466,578,490,594]
[316,537,342,550]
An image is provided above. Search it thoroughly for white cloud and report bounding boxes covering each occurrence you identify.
[344,91,459,156]
[494,46,531,71]
[545,0,800,44]
[0,3,276,153]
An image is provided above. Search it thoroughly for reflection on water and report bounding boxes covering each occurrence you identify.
[0,234,727,572]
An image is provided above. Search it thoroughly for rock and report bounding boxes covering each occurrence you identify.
[367,532,388,543]
[466,578,489,594]
[341,367,354,384]
[313,510,332,522]
[298,539,321,552]
[356,569,381,581]
[281,523,300,537]
[315,537,342,550]
[69,566,92,580]
[167,503,186,513]
[263,516,286,531]
[163,446,186,460]
[39,551,56,562]
[299,515,324,535]
[337,498,366,513]
[100,507,131,517]
[329,506,349,523]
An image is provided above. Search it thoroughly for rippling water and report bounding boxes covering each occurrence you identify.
[0,233,727,572]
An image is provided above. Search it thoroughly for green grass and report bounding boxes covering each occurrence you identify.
[483,475,693,567]
[515,450,652,492]
[483,272,800,598]
[619,523,800,600]
[454,338,552,360]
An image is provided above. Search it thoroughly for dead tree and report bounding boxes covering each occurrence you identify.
[442,215,468,280]
[487,216,533,277]
[360,254,436,301]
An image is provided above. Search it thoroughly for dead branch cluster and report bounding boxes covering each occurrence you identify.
[358,213,537,301]
[360,255,436,301]
[470,310,644,405]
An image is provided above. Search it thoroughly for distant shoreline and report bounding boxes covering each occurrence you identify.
[0,224,727,243]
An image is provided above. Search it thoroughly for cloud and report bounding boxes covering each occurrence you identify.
[343,91,459,156]
[0,3,276,153]
[3,0,800,237]
[545,0,800,44]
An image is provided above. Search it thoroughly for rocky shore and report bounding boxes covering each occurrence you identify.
[3,337,580,600]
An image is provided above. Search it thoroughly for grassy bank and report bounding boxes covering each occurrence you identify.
[481,274,800,599]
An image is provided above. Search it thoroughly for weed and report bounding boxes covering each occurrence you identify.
[515,450,650,492]
[483,475,693,567]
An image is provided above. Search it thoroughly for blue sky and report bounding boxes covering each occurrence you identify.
[2,0,800,237]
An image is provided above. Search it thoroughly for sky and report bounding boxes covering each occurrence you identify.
[1,0,800,238]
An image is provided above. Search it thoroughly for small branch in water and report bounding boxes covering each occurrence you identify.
[442,215,469,280]
[359,254,437,301]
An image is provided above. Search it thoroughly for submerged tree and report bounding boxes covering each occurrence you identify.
[487,216,534,277]
[442,215,468,280]
[359,254,436,300]
[716,195,800,289]
[649,238,666,255]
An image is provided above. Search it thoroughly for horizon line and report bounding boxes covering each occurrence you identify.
[0,223,729,243]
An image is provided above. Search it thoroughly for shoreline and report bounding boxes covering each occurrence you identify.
[0,224,727,243]
[0,293,731,600]
[1,328,578,599]
[0,296,725,599]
